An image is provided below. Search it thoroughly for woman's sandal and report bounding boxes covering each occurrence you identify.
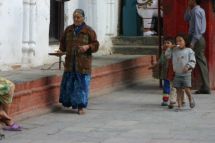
[3,123,22,131]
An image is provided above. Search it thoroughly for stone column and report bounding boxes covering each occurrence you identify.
[22,0,37,66]
[28,0,36,64]
[0,1,2,60]
[106,0,115,36]
[22,0,30,66]
[90,0,97,30]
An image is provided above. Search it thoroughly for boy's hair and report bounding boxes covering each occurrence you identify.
[163,37,175,44]
[175,33,190,47]
[195,0,201,5]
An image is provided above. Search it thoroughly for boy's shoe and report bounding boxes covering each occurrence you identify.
[168,102,176,109]
[182,101,186,107]
[168,104,174,109]
[161,102,168,106]
[175,108,182,112]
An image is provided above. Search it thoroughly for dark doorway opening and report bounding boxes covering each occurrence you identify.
[120,0,142,36]
[49,0,64,44]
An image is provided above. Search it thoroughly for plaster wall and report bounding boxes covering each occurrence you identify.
[0,0,22,69]
[0,0,120,70]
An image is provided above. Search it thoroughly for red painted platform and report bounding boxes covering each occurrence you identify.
[8,55,156,119]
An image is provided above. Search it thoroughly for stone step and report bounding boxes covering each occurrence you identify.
[112,45,159,55]
[1,55,155,119]
[112,36,159,46]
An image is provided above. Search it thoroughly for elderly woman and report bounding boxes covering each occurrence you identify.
[0,77,21,131]
[58,9,99,115]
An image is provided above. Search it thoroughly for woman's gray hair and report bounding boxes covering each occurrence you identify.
[73,9,85,18]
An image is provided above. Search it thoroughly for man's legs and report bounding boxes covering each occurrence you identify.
[194,37,210,93]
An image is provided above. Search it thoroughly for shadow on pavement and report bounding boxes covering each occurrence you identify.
[51,105,78,114]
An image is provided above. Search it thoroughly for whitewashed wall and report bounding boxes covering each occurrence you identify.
[0,0,23,70]
[64,0,119,55]
[0,0,119,71]
[36,0,50,65]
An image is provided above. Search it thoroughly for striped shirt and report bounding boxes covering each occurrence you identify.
[184,5,206,45]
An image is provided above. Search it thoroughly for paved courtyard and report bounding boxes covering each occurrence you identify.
[1,78,215,143]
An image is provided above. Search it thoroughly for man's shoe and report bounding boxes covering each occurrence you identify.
[195,90,211,94]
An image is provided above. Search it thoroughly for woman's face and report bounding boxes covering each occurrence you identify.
[73,12,84,26]
[176,36,186,49]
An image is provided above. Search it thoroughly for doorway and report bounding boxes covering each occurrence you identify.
[120,0,142,36]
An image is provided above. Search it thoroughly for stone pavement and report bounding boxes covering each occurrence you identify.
[1,78,215,143]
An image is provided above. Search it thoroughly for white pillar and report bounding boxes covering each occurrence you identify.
[0,1,2,16]
[22,0,30,66]
[106,0,115,36]
[0,1,2,59]
[110,0,115,34]
[29,0,36,64]
[90,0,97,30]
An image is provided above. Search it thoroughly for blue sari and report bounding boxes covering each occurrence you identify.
[59,23,91,109]
[59,72,91,108]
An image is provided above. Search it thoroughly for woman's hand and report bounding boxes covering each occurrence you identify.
[54,49,62,53]
[79,45,90,53]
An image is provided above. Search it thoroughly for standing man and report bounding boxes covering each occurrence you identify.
[184,0,210,94]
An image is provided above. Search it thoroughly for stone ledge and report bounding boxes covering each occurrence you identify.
[8,55,156,119]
